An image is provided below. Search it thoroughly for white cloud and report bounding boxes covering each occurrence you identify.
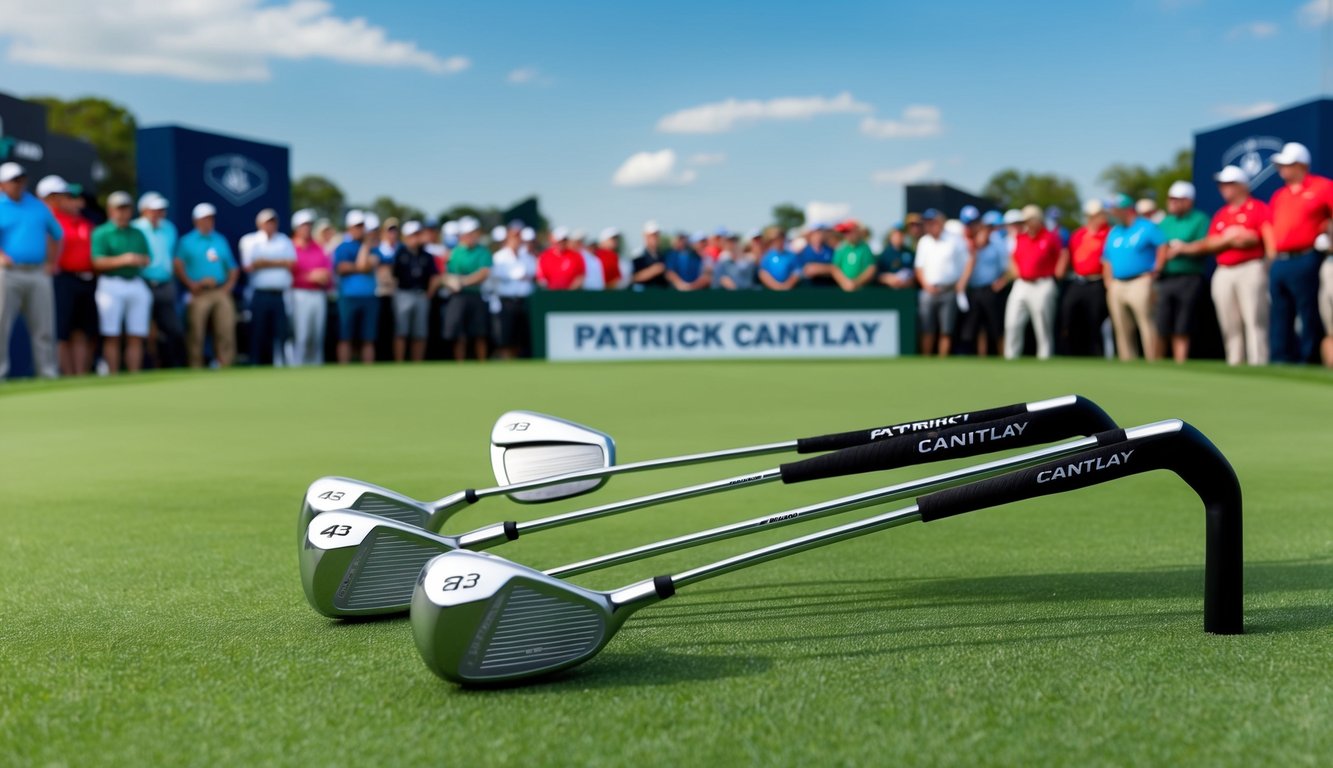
[687,152,727,166]
[1214,101,1279,119]
[0,0,467,82]
[860,105,944,139]
[1228,21,1279,39]
[805,201,851,225]
[1299,0,1333,26]
[507,67,539,84]
[612,150,698,188]
[656,92,872,134]
[871,160,936,185]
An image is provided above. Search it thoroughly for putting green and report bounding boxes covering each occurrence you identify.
[2,359,1330,766]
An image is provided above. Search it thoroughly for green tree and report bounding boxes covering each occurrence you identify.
[369,195,425,224]
[981,169,1082,229]
[32,95,137,197]
[291,175,345,221]
[1099,148,1193,206]
[771,203,805,233]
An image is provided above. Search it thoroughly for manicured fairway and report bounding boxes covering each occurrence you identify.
[1,359,1330,766]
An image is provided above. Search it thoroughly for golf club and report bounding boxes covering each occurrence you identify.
[411,419,1242,686]
[301,396,1116,617]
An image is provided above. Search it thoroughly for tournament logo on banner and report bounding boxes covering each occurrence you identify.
[0,115,45,164]
[204,153,269,206]
[1220,136,1283,190]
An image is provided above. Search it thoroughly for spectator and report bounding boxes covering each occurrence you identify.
[831,221,876,292]
[39,175,97,375]
[876,224,915,290]
[392,220,439,362]
[90,191,151,374]
[913,209,970,356]
[315,219,340,256]
[132,193,185,368]
[1153,181,1211,363]
[961,210,1009,356]
[239,208,295,366]
[631,221,668,289]
[1059,199,1111,357]
[333,210,378,364]
[443,217,492,361]
[713,231,756,290]
[1002,205,1061,360]
[594,228,624,289]
[1175,165,1271,366]
[0,162,61,379]
[903,212,923,252]
[666,232,712,291]
[573,230,605,291]
[1103,194,1163,361]
[290,209,331,366]
[1267,141,1330,364]
[1002,209,1023,255]
[492,225,537,359]
[375,218,404,359]
[174,203,238,368]
[1137,198,1162,224]
[537,227,586,292]
[797,223,836,287]
[758,227,801,291]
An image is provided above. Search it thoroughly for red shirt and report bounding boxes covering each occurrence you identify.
[1012,227,1062,280]
[1211,197,1269,267]
[52,207,93,273]
[1270,174,1333,252]
[1069,224,1109,277]
[593,248,622,286]
[537,247,585,290]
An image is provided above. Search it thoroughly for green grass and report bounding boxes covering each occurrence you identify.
[1,359,1330,767]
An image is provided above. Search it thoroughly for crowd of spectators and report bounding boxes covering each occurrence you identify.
[2,140,1332,376]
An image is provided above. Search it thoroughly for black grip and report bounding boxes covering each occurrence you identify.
[794,401,1027,453]
[780,397,1117,484]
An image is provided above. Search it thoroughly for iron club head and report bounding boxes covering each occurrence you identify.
[490,411,616,503]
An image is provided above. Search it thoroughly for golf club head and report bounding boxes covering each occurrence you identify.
[412,550,624,685]
[490,411,616,503]
[301,510,459,618]
[297,477,434,546]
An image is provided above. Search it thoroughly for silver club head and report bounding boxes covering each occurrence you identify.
[412,550,646,685]
[490,411,616,503]
[301,510,460,618]
[297,476,435,546]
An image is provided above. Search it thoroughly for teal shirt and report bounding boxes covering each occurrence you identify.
[1158,209,1210,276]
[133,217,179,282]
[175,229,237,285]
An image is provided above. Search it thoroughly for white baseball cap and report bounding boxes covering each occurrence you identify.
[1214,165,1251,184]
[643,220,661,234]
[256,208,278,224]
[139,192,168,211]
[1167,180,1196,200]
[520,227,536,242]
[457,216,480,235]
[599,227,620,241]
[1135,199,1158,216]
[442,220,460,238]
[344,209,366,228]
[402,220,423,237]
[1002,209,1023,225]
[291,209,316,229]
[1271,141,1312,166]
[490,225,507,241]
[192,203,217,220]
[363,212,381,231]
[1082,198,1104,217]
[35,175,70,198]
[107,191,134,209]
[0,162,26,182]
[551,226,570,241]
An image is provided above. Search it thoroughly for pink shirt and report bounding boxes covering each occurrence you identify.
[293,240,332,290]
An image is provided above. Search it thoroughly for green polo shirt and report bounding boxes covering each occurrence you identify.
[833,241,877,279]
[1158,209,1210,276]
[91,222,150,279]
[446,244,493,293]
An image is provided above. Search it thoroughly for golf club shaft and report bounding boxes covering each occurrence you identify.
[551,433,1101,577]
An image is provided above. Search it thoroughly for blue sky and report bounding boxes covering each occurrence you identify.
[0,0,1328,239]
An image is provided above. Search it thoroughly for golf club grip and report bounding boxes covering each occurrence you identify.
[793,402,1026,453]
[779,399,1117,484]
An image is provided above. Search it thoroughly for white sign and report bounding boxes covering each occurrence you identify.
[546,310,900,361]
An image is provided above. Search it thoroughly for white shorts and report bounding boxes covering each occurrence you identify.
[96,276,152,337]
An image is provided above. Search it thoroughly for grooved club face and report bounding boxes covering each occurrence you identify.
[301,511,457,618]
[412,550,617,684]
[490,411,615,503]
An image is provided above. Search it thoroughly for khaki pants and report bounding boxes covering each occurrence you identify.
[1003,277,1057,359]
[1107,274,1156,361]
[1319,257,1333,338]
[0,266,59,379]
[186,288,237,367]
[1212,259,1269,366]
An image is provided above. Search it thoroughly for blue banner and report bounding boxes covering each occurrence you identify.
[1193,98,1333,214]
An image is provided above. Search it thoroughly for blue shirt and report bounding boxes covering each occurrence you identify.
[133,217,179,282]
[759,248,800,283]
[1103,218,1163,280]
[969,232,1009,287]
[664,248,705,284]
[334,238,376,298]
[175,229,236,285]
[797,243,834,267]
[0,191,61,265]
